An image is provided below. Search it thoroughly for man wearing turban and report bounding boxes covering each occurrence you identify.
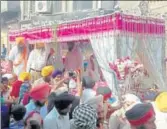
[26,42,49,82]
[25,83,51,119]
[125,103,156,129]
[33,66,54,87]
[44,92,75,129]
[64,42,83,71]
[151,92,167,129]
[70,104,97,129]
[8,37,28,76]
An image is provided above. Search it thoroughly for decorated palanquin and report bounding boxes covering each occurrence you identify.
[8,12,167,94]
[109,57,158,98]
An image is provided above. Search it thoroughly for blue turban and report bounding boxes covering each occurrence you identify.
[52,70,63,78]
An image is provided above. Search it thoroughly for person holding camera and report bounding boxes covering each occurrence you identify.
[51,69,82,96]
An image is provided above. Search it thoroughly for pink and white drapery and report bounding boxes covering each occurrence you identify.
[8,27,54,44]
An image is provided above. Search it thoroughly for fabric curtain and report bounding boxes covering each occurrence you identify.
[90,32,167,95]
[89,33,119,96]
[135,34,167,91]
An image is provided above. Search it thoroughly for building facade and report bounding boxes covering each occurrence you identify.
[1,1,21,50]
[20,1,118,28]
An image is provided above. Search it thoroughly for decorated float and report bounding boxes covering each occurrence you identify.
[8,12,167,96]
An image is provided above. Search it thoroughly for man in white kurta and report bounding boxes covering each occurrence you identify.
[8,37,28,76]
[26,43,49,82]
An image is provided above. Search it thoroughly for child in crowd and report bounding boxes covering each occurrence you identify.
[10,105,26,129]
[1,77,11,99]
[18,72,31,104]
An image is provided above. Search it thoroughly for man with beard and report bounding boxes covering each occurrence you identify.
[44,92,75,129]
[26,42,48,82]
[125,103,156,129]
[64,42,83,71]
[8,37,28,76]
[33,65,54,87]
[25,83,51,119]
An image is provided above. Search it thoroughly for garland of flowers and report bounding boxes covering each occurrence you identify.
[109,57,159,99]
[109,56,144,81]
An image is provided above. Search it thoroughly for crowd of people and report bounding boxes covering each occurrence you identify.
[1,37,167,129]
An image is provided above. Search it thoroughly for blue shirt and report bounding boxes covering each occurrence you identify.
[25,100,48,119]
[44,107,70,129]
[19,82,30,100]
[9,120,24,129]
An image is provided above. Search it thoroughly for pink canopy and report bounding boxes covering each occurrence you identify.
[8,12,165,44]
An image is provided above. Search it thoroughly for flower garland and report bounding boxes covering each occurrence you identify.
[109,57,141,80]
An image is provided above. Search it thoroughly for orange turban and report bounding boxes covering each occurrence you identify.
[35,42,45,48]
[15,37,25,45]
[30,84,51,101]
[41,66,54,77]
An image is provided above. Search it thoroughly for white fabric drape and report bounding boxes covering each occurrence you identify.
[135,35,167,91]
[89,33,119,95]
[90,32,167,94]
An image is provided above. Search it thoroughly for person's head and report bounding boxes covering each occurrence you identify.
[25,120,41,129]
[54,92,75,116]
[15,37,25,52]
[30,83,51,107]
[24,112,43,129]
[41,66,54,83]
[96,87,112,102]
[19,72,31,82]
[122,93,141,111]
[49,48,55,56]
[67,42,75,51]
[1,77,9,88]
[85,95,104,127]
[155,92,167,113]
[11,105,26,121]
[143,90,159,103]
[125,103,156,129]
[35,42,45,50]
[82,76,95,89]
[72,104,97,129]
[52,69,63,82]
[2,73,17,85]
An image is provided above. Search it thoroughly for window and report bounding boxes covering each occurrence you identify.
[73,1,93,11]
[1,1,7,12]
[101,1,118,10]
[30,1,35,14]
[23,1,28,18]
[52,1,62,13]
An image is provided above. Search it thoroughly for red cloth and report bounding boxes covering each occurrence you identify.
[10,80,23,98]
[30,84,51,101]
[22,92,30,105]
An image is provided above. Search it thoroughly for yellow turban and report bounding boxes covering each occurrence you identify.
[15,37,25,45]
[41,66,54,77]
[19,72,31,81]
[36,42,45,48]
[155,92,167,112]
